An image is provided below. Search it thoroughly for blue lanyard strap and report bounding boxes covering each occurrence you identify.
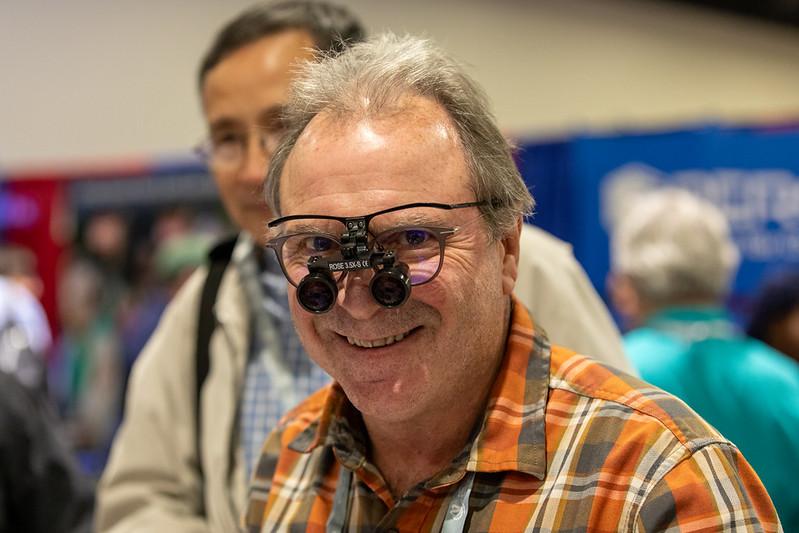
[326,467,476,533]
[327,466,353,532]
[442,471,476,533]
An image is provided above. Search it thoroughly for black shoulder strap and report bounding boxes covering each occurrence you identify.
[194,236,237,504]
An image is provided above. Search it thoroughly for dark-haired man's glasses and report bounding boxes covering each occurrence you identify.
[194,123,285,170]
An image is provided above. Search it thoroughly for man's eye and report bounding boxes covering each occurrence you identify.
[378,228,433,250]
[402,229,430,247]
[212,132,244,148]
[307,236,334,252]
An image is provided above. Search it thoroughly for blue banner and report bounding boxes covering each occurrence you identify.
[518,125,799,306]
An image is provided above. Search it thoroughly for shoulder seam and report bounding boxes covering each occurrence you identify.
[549,374,730,450]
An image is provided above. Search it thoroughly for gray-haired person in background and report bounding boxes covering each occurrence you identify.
[97,2,630,532]
[609,187,799,530]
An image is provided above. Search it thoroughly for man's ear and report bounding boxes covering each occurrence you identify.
[499,218,522,296]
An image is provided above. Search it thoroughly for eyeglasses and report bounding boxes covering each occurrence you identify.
[266,201,486,288]
[194,123,285,170]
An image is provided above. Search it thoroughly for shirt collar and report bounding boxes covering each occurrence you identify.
[286,295,550,480]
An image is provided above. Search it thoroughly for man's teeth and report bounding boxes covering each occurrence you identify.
[347,331,409,348]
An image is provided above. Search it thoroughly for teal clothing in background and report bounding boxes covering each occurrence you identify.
[625,307,799,531]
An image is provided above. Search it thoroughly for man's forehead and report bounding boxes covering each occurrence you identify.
[281,102,468,210]
[289,97,463,168]
[201,29,316,121]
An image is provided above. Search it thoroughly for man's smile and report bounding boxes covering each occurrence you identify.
[341,326,421,349]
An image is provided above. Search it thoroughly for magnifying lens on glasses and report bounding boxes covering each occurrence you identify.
[297,250,411,314]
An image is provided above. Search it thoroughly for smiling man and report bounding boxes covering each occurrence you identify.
[244,34,781,532]
[270,101,514,438]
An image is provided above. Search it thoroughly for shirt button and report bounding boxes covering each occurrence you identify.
[449,503,464,519]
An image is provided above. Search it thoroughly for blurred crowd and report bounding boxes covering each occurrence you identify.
[3,186,798,495]
[1,206,226,477]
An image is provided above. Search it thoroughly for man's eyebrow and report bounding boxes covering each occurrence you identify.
[257,105,285,126]
[208,117,241,133]
[208,105,284,133]
[374,211,450,229]
[281,220,341,234]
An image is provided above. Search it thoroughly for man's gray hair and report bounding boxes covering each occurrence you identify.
[611,187,740,306]
[265,32,534,240]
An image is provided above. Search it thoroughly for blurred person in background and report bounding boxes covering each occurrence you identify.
[152,231,216,295]
[0,370,94,533]
[56,210,131,458]
[50,257,122,476]
[97,5,366,531]
[118,208,217,405]
[0,278,93,533]
[608,187,799,529]
[0,243,47,301]
[98,2,630,531]
[81,211,131,321]
[0,245,51,392]
[747,270,799,365]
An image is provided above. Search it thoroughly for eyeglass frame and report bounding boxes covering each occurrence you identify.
[193,122,285,170]
[265,201,487,288]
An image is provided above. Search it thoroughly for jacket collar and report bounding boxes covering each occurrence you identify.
[287,296,550,480]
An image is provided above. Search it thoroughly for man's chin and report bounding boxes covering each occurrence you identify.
[340,378,423,423]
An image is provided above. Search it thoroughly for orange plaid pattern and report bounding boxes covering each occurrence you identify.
[245,297,781,532]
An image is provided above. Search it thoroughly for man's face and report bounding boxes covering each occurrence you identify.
[277,97,520,424]
[201,29,316,244]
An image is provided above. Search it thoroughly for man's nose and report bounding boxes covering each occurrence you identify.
[337,269,383,320]
[238,135,269,186]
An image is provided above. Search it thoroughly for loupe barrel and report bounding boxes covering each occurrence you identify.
[297,252,411,313]
[297,270,338,313]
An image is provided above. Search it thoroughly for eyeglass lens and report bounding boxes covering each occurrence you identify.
[275,206,458,287]
[206,125,283,168]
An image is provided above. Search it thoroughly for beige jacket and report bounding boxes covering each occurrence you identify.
[515,225,631,373]
[96,258,250,533]
[96,226,631,532]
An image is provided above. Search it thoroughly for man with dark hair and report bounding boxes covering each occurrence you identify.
[97,4,365,532]
[197,1,363,90]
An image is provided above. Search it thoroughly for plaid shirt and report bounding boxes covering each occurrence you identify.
[245,297,781,532]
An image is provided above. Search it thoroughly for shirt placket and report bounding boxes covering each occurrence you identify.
[333,442,474,532]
